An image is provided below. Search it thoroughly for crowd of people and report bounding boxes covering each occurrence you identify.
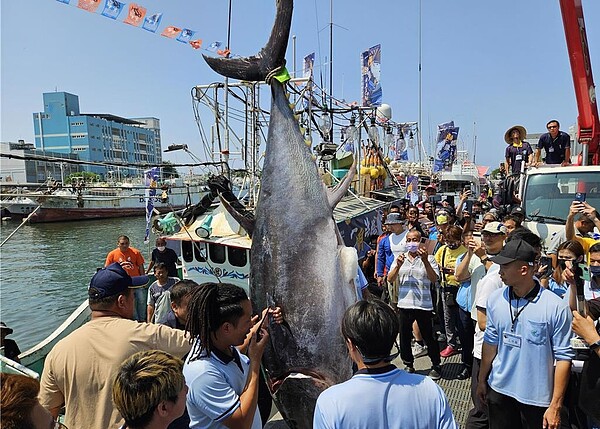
[1,117,599,428]
[351,180,599,428]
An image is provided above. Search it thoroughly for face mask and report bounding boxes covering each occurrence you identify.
[590,266,600,277]
[157,246,166,252]
[405,242,419,253]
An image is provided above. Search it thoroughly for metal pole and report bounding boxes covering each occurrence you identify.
[418,0,423,163]
[328,0,334,140]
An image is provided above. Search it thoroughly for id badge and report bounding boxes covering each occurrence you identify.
[515,154,523,161]
[503,332,521,348]
[548,146,555,153]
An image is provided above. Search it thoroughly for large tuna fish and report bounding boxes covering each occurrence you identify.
[204,1,358,427]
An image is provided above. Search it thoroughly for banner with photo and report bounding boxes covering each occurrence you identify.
[337,210,382,260]
[433,121,460,172]
[303,52,315,79]
[361,44,382,107]
[406,175,419,204]
[144,167,160,243]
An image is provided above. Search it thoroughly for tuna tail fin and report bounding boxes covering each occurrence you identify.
[203,0,293,82]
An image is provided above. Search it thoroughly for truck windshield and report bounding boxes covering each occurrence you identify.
[523,171,600,224]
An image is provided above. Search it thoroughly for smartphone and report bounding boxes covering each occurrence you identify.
[539,256,553,278]
[464,200,474,213]
[476,214,483,223]
[574,192,586,203]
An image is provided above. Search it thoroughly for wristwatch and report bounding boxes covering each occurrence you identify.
[480,256,490,263]
[590,339,600,351]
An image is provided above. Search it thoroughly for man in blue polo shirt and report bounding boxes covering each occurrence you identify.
[313,299,457,429]
[535,120,571,166]
[476,239,574,429]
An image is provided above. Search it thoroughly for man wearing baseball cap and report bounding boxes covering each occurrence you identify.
[39,263,191,429]
[377,213,408,306]
[476,239,574,429]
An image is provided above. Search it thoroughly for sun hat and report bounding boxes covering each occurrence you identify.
[490,239,537,265]
[384,213,405,225]
[88,262,149,299]
[482,221,507,235]
[504,125,527,144]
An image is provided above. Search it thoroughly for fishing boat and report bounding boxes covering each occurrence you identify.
[0,175,208,223]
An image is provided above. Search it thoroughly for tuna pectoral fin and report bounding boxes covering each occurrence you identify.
[273,374,330,429]
[218,194,255,237]
[326,157,357,209]
[202,0,293,82]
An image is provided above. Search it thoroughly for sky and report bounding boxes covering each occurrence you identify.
[1,0,599,172]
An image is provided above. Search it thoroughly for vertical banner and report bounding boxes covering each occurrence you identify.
[395,131,408,161]
[406,175,419,204]
[361,44,382,107]
[124,3,147,26]
[144,167,160,243]
[303,52,315,78]
[101,0,124,19]
[433,121,460,172]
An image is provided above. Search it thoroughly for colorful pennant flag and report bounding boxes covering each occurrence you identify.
[176,28,195,44]
[189,39,203,50]
[123,3,146,26]
[101,0,124,20]
[142,12,162,33]
[54,0,230,56]
[78,0,101,13]
[161,25,182,39]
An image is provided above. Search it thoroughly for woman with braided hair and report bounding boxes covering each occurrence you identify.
[183,282,282,429]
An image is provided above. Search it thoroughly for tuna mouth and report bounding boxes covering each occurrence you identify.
[269,369,330,393]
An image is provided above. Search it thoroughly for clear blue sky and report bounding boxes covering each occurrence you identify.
[1,0,599,171]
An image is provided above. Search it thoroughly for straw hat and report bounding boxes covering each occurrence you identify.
[504,125,527,144]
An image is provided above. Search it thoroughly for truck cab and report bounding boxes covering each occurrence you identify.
[522,164,600,248]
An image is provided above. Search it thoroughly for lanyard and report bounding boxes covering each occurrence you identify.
[508,285,538,332]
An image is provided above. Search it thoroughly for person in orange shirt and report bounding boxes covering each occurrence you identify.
[105,235,146,321]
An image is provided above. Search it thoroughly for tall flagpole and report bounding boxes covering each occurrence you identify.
[418,0,423,164]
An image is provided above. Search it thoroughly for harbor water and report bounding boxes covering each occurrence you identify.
[0,216,153,351]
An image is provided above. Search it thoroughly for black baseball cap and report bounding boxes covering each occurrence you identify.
[490,239,537,265]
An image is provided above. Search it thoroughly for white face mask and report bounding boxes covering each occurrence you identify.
[405,242,420,253]
[157,246,166,252]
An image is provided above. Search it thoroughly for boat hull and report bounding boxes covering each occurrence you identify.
[27,204,188,223]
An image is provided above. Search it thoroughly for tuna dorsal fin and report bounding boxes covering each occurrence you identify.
[203,0,293,82]
[327,157,357,209]
[218,194,255,238]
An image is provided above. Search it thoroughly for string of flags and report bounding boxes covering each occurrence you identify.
[56,0,231,57]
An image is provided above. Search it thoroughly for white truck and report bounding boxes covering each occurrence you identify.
[522,164,600,249]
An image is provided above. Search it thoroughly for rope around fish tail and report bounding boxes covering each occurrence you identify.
[265,65,291,85]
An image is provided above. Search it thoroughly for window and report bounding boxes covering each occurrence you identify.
[228,247,248,267]
[209,243,226,264]
[194,242,206,262]
[182,241,193,263]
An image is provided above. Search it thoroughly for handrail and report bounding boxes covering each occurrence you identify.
[0,205,41,248]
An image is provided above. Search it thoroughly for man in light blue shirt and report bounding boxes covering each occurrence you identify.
[313,299,457,429]
[477,239,574,429]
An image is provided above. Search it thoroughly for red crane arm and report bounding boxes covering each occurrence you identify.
[559,0,600,164]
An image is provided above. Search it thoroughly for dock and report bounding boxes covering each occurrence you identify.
[265,352,473,427]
